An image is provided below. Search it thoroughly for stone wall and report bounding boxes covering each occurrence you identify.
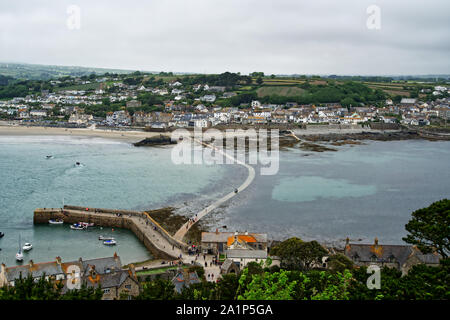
[34,206,188,259]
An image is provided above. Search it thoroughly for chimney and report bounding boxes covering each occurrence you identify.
[215,228,219,234]
[374,237,379,246]
[55,256,62,265]
[129,264,136,278]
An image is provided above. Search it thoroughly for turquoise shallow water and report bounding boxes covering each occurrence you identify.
[1,136,449,265]
[0,135,227,266]
[219,140,450,245]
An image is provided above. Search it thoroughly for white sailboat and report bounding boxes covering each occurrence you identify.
[16,235,23,262]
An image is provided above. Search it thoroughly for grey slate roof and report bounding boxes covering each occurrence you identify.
[344,243,440,266]
[5,262,64,281]
[171,270,200,293]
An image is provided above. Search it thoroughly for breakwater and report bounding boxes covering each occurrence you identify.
[34,205,188,260]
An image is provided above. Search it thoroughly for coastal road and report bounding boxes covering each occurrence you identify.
[173,138,256,241]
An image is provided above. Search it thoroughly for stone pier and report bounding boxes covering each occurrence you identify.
[34,205,188,260]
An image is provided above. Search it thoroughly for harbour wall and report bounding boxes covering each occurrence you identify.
[34,206,189,260]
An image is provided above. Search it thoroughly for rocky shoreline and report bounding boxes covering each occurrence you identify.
[133,134,177,146]
[298,129,450,143]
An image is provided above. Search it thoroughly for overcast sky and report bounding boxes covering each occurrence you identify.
[1,0,449,75]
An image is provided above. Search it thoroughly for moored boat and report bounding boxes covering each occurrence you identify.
[0,232,4,238]
[16,235,23,262]
[79,222,94,228]
[49,219,64,225]
[103,239,117,246]
[23,243,33,251]
[70,223,86,230]
[99,235,115,241]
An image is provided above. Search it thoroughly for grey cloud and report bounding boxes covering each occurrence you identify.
[0,0,449,75]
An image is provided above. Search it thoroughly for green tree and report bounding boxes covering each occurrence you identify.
[403,199,450,258]
[271,238,328,271]
[237,268,297,300]
[216,273,239,300]
[137,279,175,300]
[327,254,354,273]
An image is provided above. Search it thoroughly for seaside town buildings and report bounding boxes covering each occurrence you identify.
[1,76,449,129]
[0,253,140,300]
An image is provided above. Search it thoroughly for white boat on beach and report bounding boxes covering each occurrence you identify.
[49,219,63,225]
[103,239,117,246]
[23,242,33,251]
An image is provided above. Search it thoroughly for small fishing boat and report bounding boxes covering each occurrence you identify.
[49,219,63,225]
[103,239,117,246]
[99,236,115,241]
[46,155,53,159]
[23,243,33,251]
[70,223,86,230]
[0,232,4,238]
[16,235,23,262]
[75,162,82,166]
[79,222,94,228]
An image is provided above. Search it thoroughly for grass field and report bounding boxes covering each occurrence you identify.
[257,86,306,97]
[136,266,184,276]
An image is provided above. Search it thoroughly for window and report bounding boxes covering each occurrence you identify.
[125,285,131,289]
[103,288,110,294]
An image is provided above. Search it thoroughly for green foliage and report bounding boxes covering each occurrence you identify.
[0,274,102,300]
[137,279,175,300]
[216,273,239,300]
[271,238,328,271]
[403,199,450,258]
[327,254,354,273]
[348,261,450,300]
[237,268,297,300]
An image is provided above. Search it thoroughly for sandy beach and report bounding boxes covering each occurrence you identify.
[0,123,159,143]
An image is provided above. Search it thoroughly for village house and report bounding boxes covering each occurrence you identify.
[0,254,140,300]
[126,100,142,108]
[171,268,201,294]
[201,231,267,256]
[343,238,441,275]
[29,110,48,118]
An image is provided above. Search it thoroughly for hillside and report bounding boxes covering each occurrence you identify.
[0,62,136,80]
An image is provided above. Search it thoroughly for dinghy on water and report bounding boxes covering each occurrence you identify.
[49,219,63,225]
[23,242,33,251]
[103,239,117,246]
[99,235,115,241]
[70,223,86,230]
[16,235,23,262]
[46,155,53,159]
[79,222,94,228]
[0,232,4,238]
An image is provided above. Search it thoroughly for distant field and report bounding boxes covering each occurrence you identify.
[257,86,306,97]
